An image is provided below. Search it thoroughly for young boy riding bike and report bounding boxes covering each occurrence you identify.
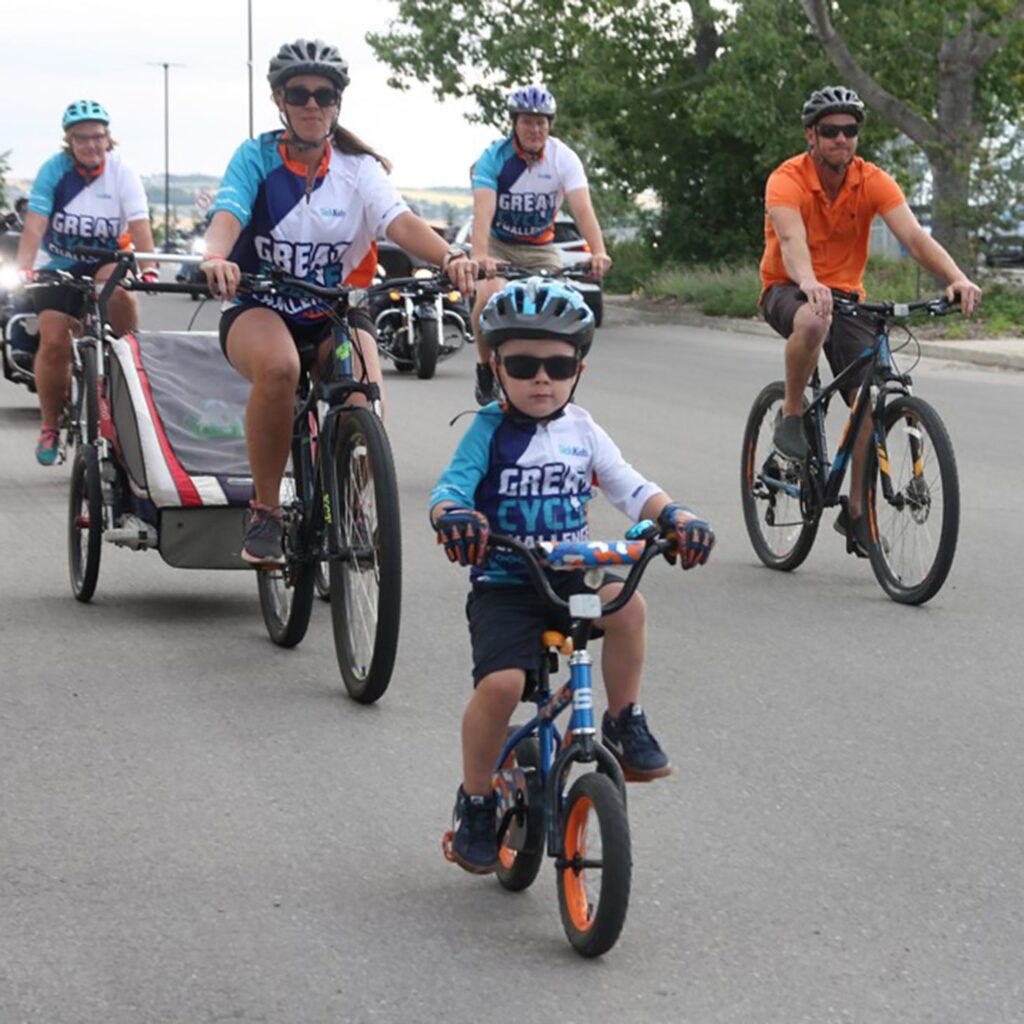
[429,278,715,874]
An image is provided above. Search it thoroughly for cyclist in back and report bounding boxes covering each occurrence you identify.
[16,101,157,465]
[200,38,476,567]
[761,85,981,555]
[468,85,612,405]
[429,277,714,874]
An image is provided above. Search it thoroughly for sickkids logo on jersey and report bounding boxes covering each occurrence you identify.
[51,212,121,239]
[319,207,346,218]
[253,236,352,279]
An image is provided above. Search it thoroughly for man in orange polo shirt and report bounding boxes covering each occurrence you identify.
[761,85,981,554]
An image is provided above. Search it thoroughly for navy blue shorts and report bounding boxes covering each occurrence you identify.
[466,570,621,695]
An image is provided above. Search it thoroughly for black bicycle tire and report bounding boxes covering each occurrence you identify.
[68,446,103,602]
[414,319,440,380]
[863,395,959,605]
[556,772,632,958]
[740,381,819,571]
[329,407,402,703]
[496,733,545,893]
[257,439,317,646]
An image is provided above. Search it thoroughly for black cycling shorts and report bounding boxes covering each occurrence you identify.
[219,303,376,371]
[29,281,87,319]
[466,570,622,695]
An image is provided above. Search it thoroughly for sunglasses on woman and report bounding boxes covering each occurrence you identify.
[816,123,859,139]
[499,354,581,380]
[283,86,340,108]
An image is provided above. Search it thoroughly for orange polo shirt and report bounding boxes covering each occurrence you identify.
[760,153,905,297]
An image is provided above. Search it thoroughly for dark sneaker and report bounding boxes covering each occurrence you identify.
[35,426,60,466]
[474,363,499,406]
[242,502,285,566]
[833,506,890,558]
[602,704,672,782]
[451,786,498,874]
[773,413,808,461]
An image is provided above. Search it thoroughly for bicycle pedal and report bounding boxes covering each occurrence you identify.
[441,830,456,864]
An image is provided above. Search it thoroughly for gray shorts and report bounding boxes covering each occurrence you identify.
[763,283,877,394]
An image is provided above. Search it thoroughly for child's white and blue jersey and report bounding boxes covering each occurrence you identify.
[471,136,587,246]
[431,404,661,585]
[28,151,148,275]
[211,131,410,323]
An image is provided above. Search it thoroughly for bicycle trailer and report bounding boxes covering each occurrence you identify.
[105,330,254,568]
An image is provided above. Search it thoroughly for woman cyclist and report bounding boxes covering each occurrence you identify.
[17,101,157,465]
[201,38,476,567]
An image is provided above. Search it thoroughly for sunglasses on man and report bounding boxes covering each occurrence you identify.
[816,123,860,139]
[283,86,340,108]
[498,354,581,381]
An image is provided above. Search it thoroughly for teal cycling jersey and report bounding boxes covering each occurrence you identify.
[471,136,587,246]
[211,131,409,322]
[431,403,661,585]
[28,151,149,274]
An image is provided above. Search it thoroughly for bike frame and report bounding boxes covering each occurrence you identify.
[490,532,668,860]
[761,305,919,517]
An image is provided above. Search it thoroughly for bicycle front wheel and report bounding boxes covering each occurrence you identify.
[329,407,402,703]
[557,772,631,958]
[740,381,818,570]
[864,395,959,605]
[68,446,102,602]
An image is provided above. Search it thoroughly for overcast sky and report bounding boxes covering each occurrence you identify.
[2,0,497,187]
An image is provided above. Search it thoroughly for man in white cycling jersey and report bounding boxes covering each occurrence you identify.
[468,85,612,405]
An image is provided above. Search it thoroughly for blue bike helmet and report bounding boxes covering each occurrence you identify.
[480,278,594,356]
[62,100,110,130]
[506,85,557,119]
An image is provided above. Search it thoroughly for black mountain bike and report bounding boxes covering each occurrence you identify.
[236,272,402,703]
[741,294,960,605]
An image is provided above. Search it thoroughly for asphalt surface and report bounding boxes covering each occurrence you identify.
[2,292,1023,1024]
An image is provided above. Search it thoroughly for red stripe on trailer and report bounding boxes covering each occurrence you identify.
[124,333,202,506]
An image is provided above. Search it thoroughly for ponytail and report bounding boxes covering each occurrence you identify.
[331,126,392,174]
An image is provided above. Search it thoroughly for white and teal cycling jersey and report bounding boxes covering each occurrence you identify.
[471,136,587,246]
[28,151,149,274]
[211,131,409,322]
[431,403,661,585]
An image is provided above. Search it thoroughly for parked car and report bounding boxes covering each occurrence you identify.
[453,212,603,327]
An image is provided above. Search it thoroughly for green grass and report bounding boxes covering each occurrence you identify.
[608,249,1022,336]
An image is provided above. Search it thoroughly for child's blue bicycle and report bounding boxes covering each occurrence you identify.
[442,523,677,958]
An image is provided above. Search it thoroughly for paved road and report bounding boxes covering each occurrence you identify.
[2,294,1023,1023]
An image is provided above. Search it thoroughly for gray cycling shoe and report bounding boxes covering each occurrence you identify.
[242,503,285,566]
[773,414,808,461]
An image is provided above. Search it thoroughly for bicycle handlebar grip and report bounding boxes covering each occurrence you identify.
[541,539,648,567]
[71,245,128,264]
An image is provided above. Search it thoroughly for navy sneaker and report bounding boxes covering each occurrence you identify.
[451,786,498,874]
[601,703,672,781]
[242,503,285,567]
[474,363,499,406]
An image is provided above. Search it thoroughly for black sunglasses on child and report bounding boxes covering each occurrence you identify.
[816,123,859,139]
[283,86,340,108]
[499,354,581,380]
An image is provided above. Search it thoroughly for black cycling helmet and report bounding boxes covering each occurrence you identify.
[801,85,865,127]
[480,278,594,356]
[268,39,350,92]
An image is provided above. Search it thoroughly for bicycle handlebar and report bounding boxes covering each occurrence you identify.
[477,264,596,282]
[487,530,674,620]
[831,290,958,319]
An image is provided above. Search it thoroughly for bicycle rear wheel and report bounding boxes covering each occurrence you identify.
[329,407,402,703]
[557,772,631,958]
[68,446,102,602]
[864,396,959,605]
[496,732,544,893]
[740,381,818,570]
